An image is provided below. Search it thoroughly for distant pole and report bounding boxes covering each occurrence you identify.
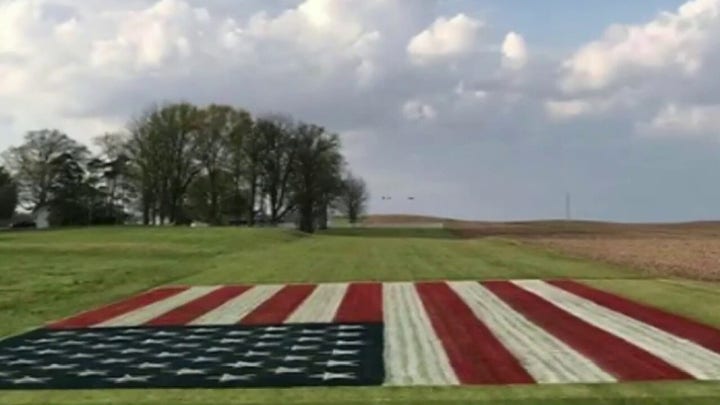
[565,192,571,220]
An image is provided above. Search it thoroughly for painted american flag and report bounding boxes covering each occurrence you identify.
[2,280,720,389]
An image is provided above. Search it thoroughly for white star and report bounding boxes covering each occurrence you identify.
[140,339,167,345]
[52,331,78,336]
[206,347,233,353]
[31,338,58,344]
[59,340,85,346]
[263,326,289,332]
[99,358,132,365]
[120,348,149,355]
[192,328,217,333]
[320,360,358,367]
[298,337,324,343]
[184,335,206,341]
[335,340,364,346]
[107,335,134,342]
[329,349,359,356]
[225,361,262,369]
[68,353,97,359]
[227,331,252,336]
[300,329,325,335]
[244,350,271,357]
[258,333,284,340]
[220,338,245,344]
[91,343,120,350]
[8,359,37,366]
[337,325,365,331]
[121,329,147,335]
[39,363,77,370]
[10,376,49,384]
[135,362,169,369]
[36,349,64,355]
[337,332,362,338]
[191,356,221,363]
[153,331,179,337]
[175,343,201,349]
[76,369,108,377]
[175,368,206,375]
[283,355,310,362]
[274,366,305,374]
[9,346,36,352]
[107,374,151,383]
[0,355,11,360]
[80,333,103,338]
[312,372,356,381]
[291,345,319,351]
[156,351,187,358]
[211,373,254,382]
[254,342,281,348]
[0,371,13,377]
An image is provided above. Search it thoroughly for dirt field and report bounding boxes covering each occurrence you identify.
[365,215,720,280]
[450,221,720,281]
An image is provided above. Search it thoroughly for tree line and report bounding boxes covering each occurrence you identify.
[0,103,369,233]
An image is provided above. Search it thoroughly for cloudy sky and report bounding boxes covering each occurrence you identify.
[2,0,720,221]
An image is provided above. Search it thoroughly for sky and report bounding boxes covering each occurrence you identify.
[2,0,720,222]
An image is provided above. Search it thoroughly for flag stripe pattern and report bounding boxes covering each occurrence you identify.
[4,280,720,390]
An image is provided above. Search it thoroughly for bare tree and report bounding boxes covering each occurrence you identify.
[2,129,88,210]
[291,124,343,233]
[256,115,298,224]
[338,173,369,224]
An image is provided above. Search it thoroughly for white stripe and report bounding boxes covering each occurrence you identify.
[190,285,284,325]
[515,280,720,380]
[449,281,615,384]
[383,283,458,386]
[285,283,348,323]
[97,286,221,327]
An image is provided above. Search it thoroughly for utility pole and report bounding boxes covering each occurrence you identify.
[565,192,571,221]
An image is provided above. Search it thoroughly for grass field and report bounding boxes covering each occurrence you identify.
[1,226,719,404]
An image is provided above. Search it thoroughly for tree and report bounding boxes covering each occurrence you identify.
[3,130,88,210]
[0,166,18,220]
[256,115,298,224]
[127,103,202,224]
[291,124,344,233]
[223,108,253,223]
[193,105,249,224]
[47,152,99,225]
[338,173,369,224]
[93,133,132,224]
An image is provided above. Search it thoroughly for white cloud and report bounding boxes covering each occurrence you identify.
[402,100,437,121]
[407,14,482,61]
[561,0,720,93]
[501,31,527,70]
[545,99,595,120]
[639,103,720,137]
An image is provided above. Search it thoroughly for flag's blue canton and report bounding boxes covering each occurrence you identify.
[0,323,384,389]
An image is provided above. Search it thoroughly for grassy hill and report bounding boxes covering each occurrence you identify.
[1,226,719,405]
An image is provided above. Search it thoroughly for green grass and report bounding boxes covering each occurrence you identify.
[0,226,718,405]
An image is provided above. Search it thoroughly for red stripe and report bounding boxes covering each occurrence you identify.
[144,286,251,326]
[48,287,188,329]
[240,284,316,325]
[550,280,720,355]
[483,281,691,381]
[334,283,383,323]
[415,282,534,385]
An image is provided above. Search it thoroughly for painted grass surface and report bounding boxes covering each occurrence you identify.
[1,227,719,404]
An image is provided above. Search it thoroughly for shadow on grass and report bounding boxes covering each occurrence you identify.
[320,227,458,239]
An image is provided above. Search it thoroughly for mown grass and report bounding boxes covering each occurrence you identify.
[0,226,719,405]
